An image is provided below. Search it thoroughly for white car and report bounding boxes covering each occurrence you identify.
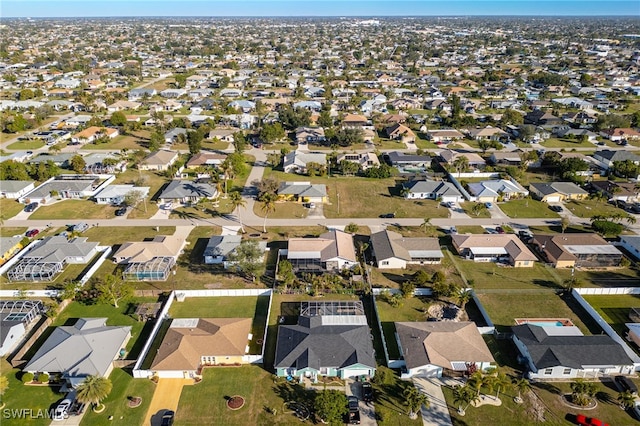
[53,399,72,421]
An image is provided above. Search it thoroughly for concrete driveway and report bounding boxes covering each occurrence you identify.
[144,378,193,426]
[412,377,453,426]
[346,379,377,426]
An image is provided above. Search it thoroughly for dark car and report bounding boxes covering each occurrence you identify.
[615,375,638,395]
[379,213,395,218]
[115,207,127,216]
[362,382,373,402]
[496,226,505,234]
[26,229,40,238]
[549,205,563,213]
[160,410,175,426]
[24,202,38,212]
[347,396,360,425]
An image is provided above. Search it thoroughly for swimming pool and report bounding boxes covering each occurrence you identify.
[523,321,564,327]
[515,318,574,327]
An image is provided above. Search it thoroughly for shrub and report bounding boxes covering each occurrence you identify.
[400,281,416,298]
[38,373,49,384]
[22,372,34,383]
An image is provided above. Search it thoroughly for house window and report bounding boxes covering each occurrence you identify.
[381,261,389,266]
[563,368,571,375]
[544,368,553,375]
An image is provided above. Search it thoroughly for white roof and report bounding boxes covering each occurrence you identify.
[563,245,621,255]
[469,247,507,255]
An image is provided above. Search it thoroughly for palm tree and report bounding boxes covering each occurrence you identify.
[472,202,487,217]
[76,375,112,411]
[452,384,478,415]
[403,384,429,419]
[456,289,472,309]
[453,156,469,176]
[561,216,570,233]
[618,390,636,410]
[492,371,511,400]
[513,378,531,403]
[468,370,485,396]
[260,192,276,233]
[229,191,246,233]
[220,160,234,198]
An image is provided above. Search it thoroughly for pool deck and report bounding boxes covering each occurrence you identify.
[514,318,574,326]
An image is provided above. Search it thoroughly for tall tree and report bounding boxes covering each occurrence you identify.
[228,240,263,282]
[404,384,429,419]
[259,192,276,233]
[96,274,133,308]
[76,375,112,410]
[314,389,348,425]
[229,191,246,233]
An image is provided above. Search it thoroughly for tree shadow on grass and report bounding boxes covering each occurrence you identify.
[533,382,560,395]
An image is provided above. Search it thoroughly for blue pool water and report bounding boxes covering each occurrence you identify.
[524,321,564,327]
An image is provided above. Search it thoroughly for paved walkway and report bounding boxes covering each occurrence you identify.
[143,378,193,426]
[412,377,455,426]
[346,379,377,426]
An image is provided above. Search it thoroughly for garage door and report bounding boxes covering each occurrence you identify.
[546,196,561,203]
[344,369,371,378]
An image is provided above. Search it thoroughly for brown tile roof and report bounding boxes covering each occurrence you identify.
[151,318,252,370]
[452,234,537,261]
[532,233,617,263]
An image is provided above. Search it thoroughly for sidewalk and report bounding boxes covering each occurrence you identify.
[412,377,454,426]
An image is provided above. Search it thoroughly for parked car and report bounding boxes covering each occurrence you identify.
[161,410,175,426]
[496,226,505,234]
[53,399,72,421]
[449,226,458,235]
[549,205,563,212]
[305,202,316,209]
[70,222,89,233]
[379,213,395,218]
[24,202,38,212]
[362,382,373,402]
[575,414,609,426]
[68,400,86,416]
[614,375,638,395]
[347,396,360,425]
[115,207,127,216]
[485,202,493,208]
[25,229,40,238]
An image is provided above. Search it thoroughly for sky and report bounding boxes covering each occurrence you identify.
[1,0,639,18]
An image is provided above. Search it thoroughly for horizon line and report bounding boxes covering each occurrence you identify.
[3,14,640,19]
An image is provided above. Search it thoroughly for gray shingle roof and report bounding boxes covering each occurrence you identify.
[370,230,442,262]
[22,236,98,263]
[159,180,217,200]
[203,235,242,258]
[512,324,633,370]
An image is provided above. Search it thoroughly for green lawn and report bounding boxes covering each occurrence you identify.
[1,366,65,426]
[373,367,423,426]
[29,200,120,220]
[175,366,309,426]
[6,139,45,150]
[452,260,564,290]
[456,225,488,234]
[113,169,168,219]
[540,137,595,148]
[564,199,628,219]
[83,131,151,151]
[253,201,308,219]
[460,201,491,218]
[476,292,601,334]
[0,198,25,221]
[583,294,640,341]
[0,226,27,237]
[82,226,176,246]
[499,199,560,219]
[79,368,155,426]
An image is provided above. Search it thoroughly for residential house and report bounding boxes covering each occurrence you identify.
[370,230,443,269]
[284,229,357,273]
[208,129,236,143]
[277,181,328,204]
[427,129,464,144]
[600,128,640,143]
[164,128,187,144]
[592,150,640,173]
[71,126,119,144]
[439,150,486,171]
[590,180,639,203]
[19,174,113,204]
[529,182,588,203]
[128,88,157,101]
[107,100,141,112]
[203,235,242,265]
[489,151,523,166]
[93,184,150,205]
[7,236,99,282]
[83,153,127,174]
[295,127,326,145]
[335,152,380,171]
[342,114,369,127]
[396,322,495,378]
[467,179,529,202]
[467,126,509,142]
[618,235,640,261]
[160,88,187,98]
[23,318,131,386]
[186,152,227,169]
[113,234,186,281]
[385,151,431,168]
[0,300,45,357]
[524,110,563,126]
[385,123,416,142]
[512,324,634,379]
[0,180,35,199]
[158,180,218,205]
[451,234,537,267]
[402,180,463,203]
[283,152,327,174]
[229,100,256,113]
[139,150,179,171]
[274,301,376,382]
[0,236,24,265]
[150,317,252,378]
[531,234,623,268]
